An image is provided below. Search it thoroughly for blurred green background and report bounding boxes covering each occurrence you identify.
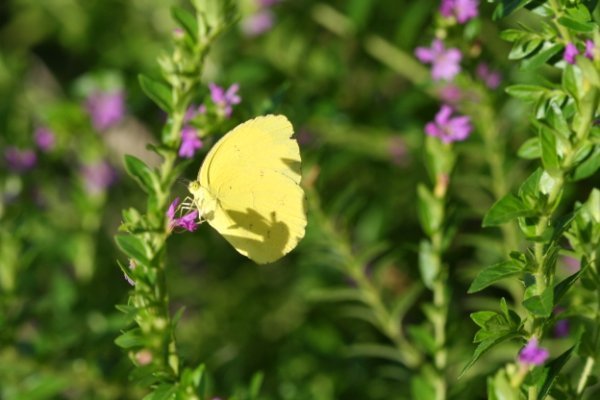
[1,0,584,399]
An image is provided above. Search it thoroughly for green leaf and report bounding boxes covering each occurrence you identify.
[572,146,600,181]
[417,184,443,236]
[115,234,151,265]
[411,375,436,400]
[483,193,533,227]
[518,137,541,159]
[499,29,527,42]
[579,56,600,88]
[419,240,439,289]
[520,43,563,70]
[537,346,575,399]
[523,286,554,318]
[249,372,264,399]
[470,311,502,329]
[460,332,520,378]
[506,85,548,102]
[539,125,561,175]
[124,155,156,194]
[171,6,198,40]
[557,16,594,32]
[563,63,582,100]
[469,261,523,293]
[509,37,543,60]
[407,324,436,355]
[115,328,144,348]
[494,0,535,19]
[554,268,584,304]
[144,384,177,400]
[138,74,172,113]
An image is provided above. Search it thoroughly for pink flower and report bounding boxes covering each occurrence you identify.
[585,39,596,59]
[5,147,36,172]
[425,105,472,143]
[476,63,502,89]
[564,43,579,64]
[34,127,55,152]
[438,85,462,103]
[518,337,549,366]
[440,0,479,24]
[208,83,241,117]
[167,198,199,232]
[81,161,116,195]
[242,10,275,36]
[85,90,125,131]
[178,126,203,159]
[415,39,462,81]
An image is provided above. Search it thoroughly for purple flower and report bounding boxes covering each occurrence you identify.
[167,198,199,232]
[179,126,203,158]
[562,256,580,272]
[564,43,579,65]
[241,10,275,37]
[476,63,502,89]
[425,105,472,143]
[5,147,36,172]
[552,307,569,338]
[415,39,462,81]
[81,161,116,195]
[585,39,596,59]
[440,0,479,24]
[389,136,408,166]
[209,83,241,117]
[438,85,462,103]
[518,337,549,366]
[85,90,125,131]
[34,126,56,152]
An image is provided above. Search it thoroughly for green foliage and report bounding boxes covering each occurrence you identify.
[1,0,598,399]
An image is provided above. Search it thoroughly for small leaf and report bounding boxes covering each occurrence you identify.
[506,85,547,102]
[537,346,575,399]
[523,286,554,318]
[460,332,520,378]
[171,6,198,40]
[469,261,523,293]
[518,137,541,159]
[124,155,157,194]
[579,56,600,88]
[115,329,144,348]
[554,268,585,304]
[563,64,582,100]
[115,234,151,265]
[520,43,563,70]
[572,146,600,181]
[483,193,533,227]
[557,16,594,32]
[419,240,439,289]
[407,324,436,355]
[139,74,172,113]
[249,372,264,399]
[417,184,443,236]
[509,37,543,60]
[539,125,561,175]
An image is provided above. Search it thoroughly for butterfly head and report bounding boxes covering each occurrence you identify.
[187,180,216,221]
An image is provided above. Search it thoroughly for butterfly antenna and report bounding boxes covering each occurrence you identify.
[177,178,191,187]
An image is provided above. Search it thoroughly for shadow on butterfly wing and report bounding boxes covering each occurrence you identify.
[221,208,290,264]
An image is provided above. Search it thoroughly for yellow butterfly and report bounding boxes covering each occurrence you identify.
[187,115,307,264]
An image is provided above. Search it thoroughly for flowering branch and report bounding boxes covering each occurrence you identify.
[114,1,236,397]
